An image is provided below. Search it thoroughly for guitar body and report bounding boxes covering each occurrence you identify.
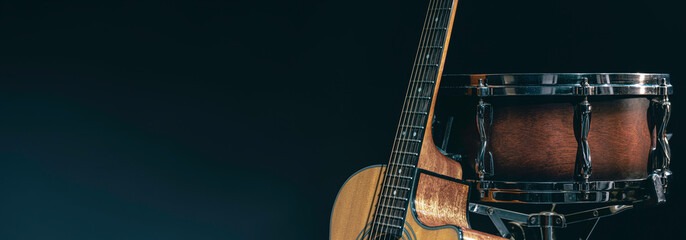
[331,165,503,240]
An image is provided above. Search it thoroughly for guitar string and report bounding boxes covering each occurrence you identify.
[396,0,447,210]
[377,0,453,236]
[390,0,451,227]
[368,0,438,237]
[371,0,451,238]
[393,0,454,235]
[382,0,448,236]
[397,0,452,211]
[367,0,437,236]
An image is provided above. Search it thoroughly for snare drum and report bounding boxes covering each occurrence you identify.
[434,73,672,204]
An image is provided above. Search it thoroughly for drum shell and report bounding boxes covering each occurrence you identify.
[434,96,652,181]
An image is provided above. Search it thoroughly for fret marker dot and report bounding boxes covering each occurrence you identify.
[418,87,422,92]
[435,17,439,22]
[426,54,430,59]
[413,132,417,137]
[402,131,406,136]
[398,169,402,173]
[393,190,397,195]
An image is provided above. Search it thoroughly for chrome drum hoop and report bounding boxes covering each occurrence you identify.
[470,178,655,204]
[440,73,672,97]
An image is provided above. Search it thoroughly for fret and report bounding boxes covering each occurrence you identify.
[424,27,448,30]
[405,123,425,130]
[396,138,421,143]
[384,178,412,188]
[416,63,439,67]
[392,150,419,156]
[386,166,415,175]
[392,150,418,156]
[407,96,432,100]
[400,115,426,120]
[377,213,404,220]
[374,221,403,229]
[391,151,419,158]
[390,162,417,167]
[382,195,409,201]
[402,110,428,115]
[384,185,412,191]
[400,125,424,129]
[388,174,413,180]
[412,80,435,84]
[379,203,406,211]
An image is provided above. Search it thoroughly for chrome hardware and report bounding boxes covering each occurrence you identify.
[579,218,600,240]
[485,207,511,238]
[565,205,632,224]
[527,212,565,229]
[476,94,494,180]
[574,77,593,96]
[657,77,670,96]
[649,173,667,204]
[574,81,592,186]
[440,116,454,150]
[507,221,528,240]
[441,73,672,96]
[532,211,563,240]
[469,203,632,240]
[649,78,672,199]
[472,179,650,204]
[476,77,490,97]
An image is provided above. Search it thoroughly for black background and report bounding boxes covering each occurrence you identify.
[0,0,684,239]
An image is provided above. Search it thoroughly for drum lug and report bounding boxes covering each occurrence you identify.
[476,96,494,180]
[574,79,593,185]
[649,77,672,198]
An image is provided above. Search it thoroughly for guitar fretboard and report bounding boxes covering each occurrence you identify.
[369,0,457,238]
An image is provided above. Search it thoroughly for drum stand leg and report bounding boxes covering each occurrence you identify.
[578,218,600,240]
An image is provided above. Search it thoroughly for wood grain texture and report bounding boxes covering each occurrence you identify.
[330,166,384,240]
[330,166,506,240]
[588,98,651,180]
[488,100,578,181]
[414,173,470,228]
[418,133,463,179]
[440,96,652,181]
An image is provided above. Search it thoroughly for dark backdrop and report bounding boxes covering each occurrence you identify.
[0,0,684,239]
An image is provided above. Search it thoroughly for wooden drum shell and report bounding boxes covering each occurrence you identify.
[433,96,652,182]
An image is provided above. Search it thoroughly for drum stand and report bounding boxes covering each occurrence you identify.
[466,173,668,240]
[469,203,632,240]
[465,77,672,240]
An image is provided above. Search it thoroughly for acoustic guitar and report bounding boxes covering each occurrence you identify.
[330,0,506,240]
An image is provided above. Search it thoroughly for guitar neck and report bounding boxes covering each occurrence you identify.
[372,0,459,237]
